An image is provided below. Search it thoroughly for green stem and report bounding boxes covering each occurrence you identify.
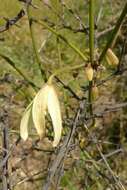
[57,37,62,66]
[88,81,93,115]
[47,63,85,84]
[27,6,47,82]
[99,2,127,63]
[0,53,38,91]
[89,0,95,117]
[34,19,87,62]
[89,0,94,66]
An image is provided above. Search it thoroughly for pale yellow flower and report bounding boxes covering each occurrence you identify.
[20,83,62,147]
[20,106,31,141]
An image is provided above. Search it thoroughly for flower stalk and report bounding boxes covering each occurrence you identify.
[88,0,95,118]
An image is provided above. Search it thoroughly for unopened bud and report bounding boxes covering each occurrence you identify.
[92,85,99,100]
[85,64,94,81]
[106,48,119,66]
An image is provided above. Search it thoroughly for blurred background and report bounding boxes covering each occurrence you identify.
[0,0,127,190]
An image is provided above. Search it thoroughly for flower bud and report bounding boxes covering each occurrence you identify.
[106,48,119,66]
[85,64,94,81]
[92,85,99,100]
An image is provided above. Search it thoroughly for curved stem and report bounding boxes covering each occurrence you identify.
[99,2,127,63]
[34,19,87,62]
[89,0,95,122]
[27,6,47,82]
[89,0,95,66]
[0,53,38,91]
[47,63,85,84]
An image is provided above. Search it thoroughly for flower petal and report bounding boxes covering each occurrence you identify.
[32,84,49,138]
[20,106,31,141]
[47,86,62,147]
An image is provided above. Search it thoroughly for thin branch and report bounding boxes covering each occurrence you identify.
[42,101,84,190]
[98,148,123,162]
[82,67,127,93]
[60,0,88,34]
[34,19,87,62]
[83,124,126,190]
[88,0,95,119]
[0,53,39,90]
[0,9,25,33]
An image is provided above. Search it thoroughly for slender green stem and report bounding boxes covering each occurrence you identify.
[0,53,38,91]
[99,2,127,63]
[55,0,62,67]
[34,19,87,62]
[57,37,62,66]
[89,0,95,117]
[88,81,93,115]
[47,63,85,84]
[89,0,95,66]
[27,6,47,82]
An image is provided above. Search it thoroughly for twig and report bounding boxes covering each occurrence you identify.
[0,136,21,169]
[82,102,127,122]
[98,148,123,162]
[13,169,47,187]
[97,144,125,190]
[97,26,114,39]
[0,9,25,33]
[18,0,38,9]
[83,124,126,190]
[1,110,10,190]
[88,0,95,120]
[34,19,87,62]
[54,75,82,100]
[42,101,84,190]
[60,0,88,34]
[82,67,127,93]
[0,53,39,90]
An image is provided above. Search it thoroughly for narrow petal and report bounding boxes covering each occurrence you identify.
[20,107,31,141]
[32,84,49,138]
[47,86,62,147]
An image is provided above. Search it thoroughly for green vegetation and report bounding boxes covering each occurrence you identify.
[0,0,127,190]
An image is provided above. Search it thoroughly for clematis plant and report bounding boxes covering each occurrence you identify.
[20,62,86,147]
[20,79,62,147]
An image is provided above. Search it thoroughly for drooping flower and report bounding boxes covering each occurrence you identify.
[20,83,62,147]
